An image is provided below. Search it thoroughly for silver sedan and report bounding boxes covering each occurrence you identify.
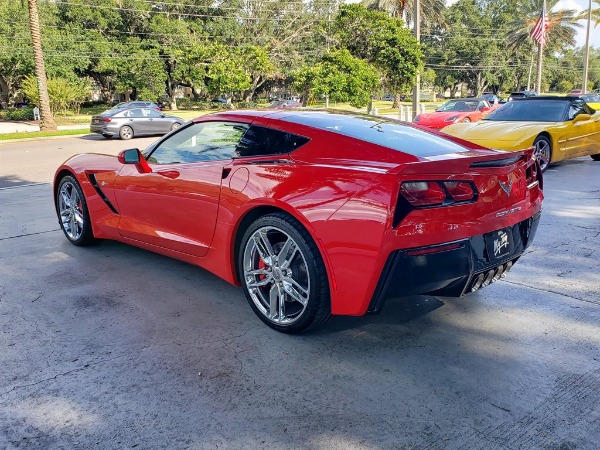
[90,108,186,140]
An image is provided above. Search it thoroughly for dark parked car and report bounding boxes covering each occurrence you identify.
[481,93,499,104]
[507,91,538,102]
[90,107,185,140]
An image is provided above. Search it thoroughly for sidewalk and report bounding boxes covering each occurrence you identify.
[0,121,89,134]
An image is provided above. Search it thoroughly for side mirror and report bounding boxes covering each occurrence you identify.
[118,148,141,164]
[573,113,591,123]
[481,107,491,113]
[117,148,152,173]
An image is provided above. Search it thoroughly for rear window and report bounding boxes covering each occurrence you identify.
[279,112,470,157]
[234,125,309,157]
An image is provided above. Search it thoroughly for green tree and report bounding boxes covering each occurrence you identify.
[292,50,378,107]
[334,4,422,107]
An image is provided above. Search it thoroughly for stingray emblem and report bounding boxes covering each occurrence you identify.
[499,177,513,197]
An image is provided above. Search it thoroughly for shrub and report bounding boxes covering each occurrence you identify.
[1,108,35,121]
[21,76,90,114]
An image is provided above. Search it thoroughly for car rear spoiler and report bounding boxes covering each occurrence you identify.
[389,147,536,176]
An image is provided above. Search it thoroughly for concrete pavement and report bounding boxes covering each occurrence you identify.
[0,136,599,449]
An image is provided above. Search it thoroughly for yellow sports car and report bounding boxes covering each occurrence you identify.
[442,96,600,171]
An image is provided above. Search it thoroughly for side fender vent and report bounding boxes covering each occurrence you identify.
[87,173,119,215]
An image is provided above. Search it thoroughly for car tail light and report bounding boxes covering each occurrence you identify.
[400,181,477,207]
[444,181,476,202]
[400,182,446,206]
[395,180,479,227]
[95,117,111,122]
[525,155,542,189]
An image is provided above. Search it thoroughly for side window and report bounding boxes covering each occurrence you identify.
[144,109,162,118]
[147,122,249,164]
[125,108,144,118]
[568,100,586,120]
[234,125,310,158]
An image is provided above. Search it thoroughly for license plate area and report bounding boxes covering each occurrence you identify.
[484,228,514,262]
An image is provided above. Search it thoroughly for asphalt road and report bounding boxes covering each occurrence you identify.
[1,135,599,449]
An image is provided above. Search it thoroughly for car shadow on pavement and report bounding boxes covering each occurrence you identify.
[317,296,445,334]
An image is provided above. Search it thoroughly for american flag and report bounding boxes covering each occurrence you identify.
[530,0,550,46]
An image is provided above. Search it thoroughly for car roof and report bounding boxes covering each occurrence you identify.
[511,96,577,102]
[445,98,487,102]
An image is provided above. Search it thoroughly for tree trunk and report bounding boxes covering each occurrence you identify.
[392,93,401,109]
[27,0,56,130]
[165,71,178,110]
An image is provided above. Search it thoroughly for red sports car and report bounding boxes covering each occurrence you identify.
[54,110,543,333]
[413,98,496,129]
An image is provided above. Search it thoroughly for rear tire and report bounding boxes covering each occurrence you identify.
[591,154,600,161]
[119,125,134,140]
[102,133,112,139]
[238,213,331,333]
[533,135,552,172]
[463,117,471,123]
[56,175,97,246]
[171,122,181,131]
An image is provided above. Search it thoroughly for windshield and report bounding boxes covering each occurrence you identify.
[437,100,480,112]
[484,100,568,122]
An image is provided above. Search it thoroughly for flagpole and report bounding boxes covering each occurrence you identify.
[582,0,592,93]
[536,42,543,93]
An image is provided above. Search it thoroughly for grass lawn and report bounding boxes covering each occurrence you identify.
[0,128,87,141]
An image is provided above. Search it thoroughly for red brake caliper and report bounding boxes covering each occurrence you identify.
[258,258,267,281]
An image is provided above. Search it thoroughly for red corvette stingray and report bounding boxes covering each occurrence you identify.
[414,98,496,129]
[54,110,543,333]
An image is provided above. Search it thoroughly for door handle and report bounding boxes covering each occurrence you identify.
[157,170,180,179]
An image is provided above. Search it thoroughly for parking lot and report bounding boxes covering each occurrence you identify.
[1,135,599,449]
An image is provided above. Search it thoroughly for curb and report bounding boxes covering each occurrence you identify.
[0,133,90,145]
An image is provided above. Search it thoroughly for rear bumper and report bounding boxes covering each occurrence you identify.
[367,212,541,314]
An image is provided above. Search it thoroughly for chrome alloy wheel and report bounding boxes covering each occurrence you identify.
[534,137,551,171]
[242,226,310,325]
[58,181,84,241]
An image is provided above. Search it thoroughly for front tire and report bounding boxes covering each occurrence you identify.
[591,154,600,161]
[119,125,134,140]
[533,135,552,172]
[56,175,97,246]
[171,122,181,131]
[239,213,331,333]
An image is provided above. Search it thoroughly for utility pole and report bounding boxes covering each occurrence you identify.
[411,0,420,119]
[582,0,592,93]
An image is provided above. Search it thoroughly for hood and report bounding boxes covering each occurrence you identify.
[442,120,554,142]
[417,111,468,122]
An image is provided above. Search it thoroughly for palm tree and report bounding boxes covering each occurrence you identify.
[506,0,582,92]
[577,0,599,27]
[27,0,56,130]
[364,0,446,28]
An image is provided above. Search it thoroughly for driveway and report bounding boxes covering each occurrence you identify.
[1,135,599,449]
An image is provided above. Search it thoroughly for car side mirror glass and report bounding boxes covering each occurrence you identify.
[118,148,141,164]
[573,113,591,123]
